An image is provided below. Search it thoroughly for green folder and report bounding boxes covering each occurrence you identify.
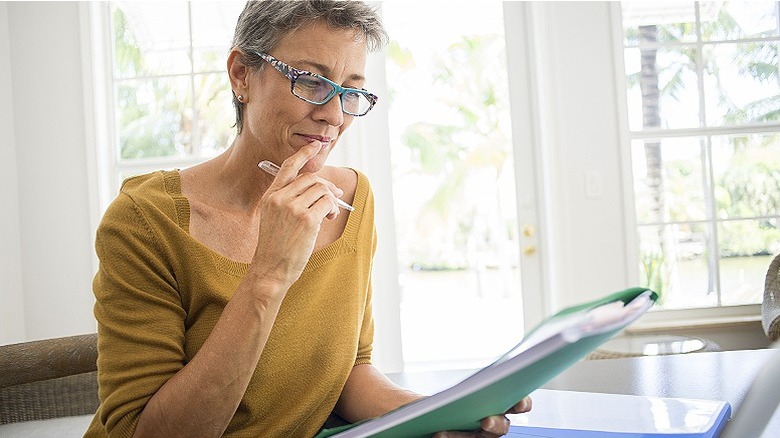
[315,287,658,438]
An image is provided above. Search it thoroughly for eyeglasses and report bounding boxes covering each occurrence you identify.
[255,51,378,117]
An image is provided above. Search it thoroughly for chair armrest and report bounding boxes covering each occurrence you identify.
[0,333,97,388]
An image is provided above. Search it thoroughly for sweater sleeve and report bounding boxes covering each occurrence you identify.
[355,183,378,366]
[355,281,374,366]
[91,191,187,438]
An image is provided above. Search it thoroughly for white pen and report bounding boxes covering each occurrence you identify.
[258,160,355,212]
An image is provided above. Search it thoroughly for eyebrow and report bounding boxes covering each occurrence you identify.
[294,59,366,83]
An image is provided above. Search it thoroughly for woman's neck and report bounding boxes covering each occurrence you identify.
[183,137,274,213]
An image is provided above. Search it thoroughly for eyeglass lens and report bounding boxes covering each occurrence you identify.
[293,74,372,115]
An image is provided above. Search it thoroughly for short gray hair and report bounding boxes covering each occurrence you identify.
[230,0,388,134]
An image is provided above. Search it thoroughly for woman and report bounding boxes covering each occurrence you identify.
[85,1,530,437]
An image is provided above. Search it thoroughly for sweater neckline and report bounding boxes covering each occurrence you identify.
[162,169,366,276]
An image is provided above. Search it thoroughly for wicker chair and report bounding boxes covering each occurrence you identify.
[0,333,98,425]
[764,254,780,342]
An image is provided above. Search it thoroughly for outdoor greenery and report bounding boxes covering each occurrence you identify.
[387,34,517,271]
[112,4,233,160]
[624,1,780,304]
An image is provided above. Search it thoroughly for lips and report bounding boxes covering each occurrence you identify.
[299,134,333,147]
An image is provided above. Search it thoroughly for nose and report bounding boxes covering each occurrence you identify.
[312,93,345,127]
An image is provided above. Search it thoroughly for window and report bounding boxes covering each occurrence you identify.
[103,1,243,198]
[381,2,524,371]
[620,1,780,309]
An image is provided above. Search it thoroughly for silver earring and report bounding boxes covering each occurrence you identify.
[237,94,244,102]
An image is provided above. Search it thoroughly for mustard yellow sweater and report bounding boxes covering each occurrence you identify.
[85,170,376,438]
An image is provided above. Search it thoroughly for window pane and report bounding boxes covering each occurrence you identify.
[624,47,701,130]
[111,1,236,162]
[704,42,780,126]
[117,77,192,159]
[622,1,780,313]
[191,2,245,72]
[193,47,229,74]
[632,138,707,224]
[712,133,780,219]
[701,1,779,41]
[622,2,698,46]
[112,2,191,78]
[638,223,717,309]
[383,2,522,371]
[719,220,777,306]
[194,73,235,157]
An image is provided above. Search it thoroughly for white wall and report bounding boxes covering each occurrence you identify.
[1,1,96,343]
[0,2,26,344]
[530,2,633,309]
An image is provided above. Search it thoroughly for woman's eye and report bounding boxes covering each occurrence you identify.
[296,76,322,90]
[343,92,359,103]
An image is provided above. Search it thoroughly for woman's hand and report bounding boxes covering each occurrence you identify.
[251,141,344,293]
[432,397,533,438]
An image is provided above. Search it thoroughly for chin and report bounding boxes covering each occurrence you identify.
[312,148,334,169]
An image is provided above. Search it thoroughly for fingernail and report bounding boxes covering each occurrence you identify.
[335,187,344,197]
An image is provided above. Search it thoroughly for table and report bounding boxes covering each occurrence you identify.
[586,334,719,359]
[2,350,776,437]
[388,349,780,436]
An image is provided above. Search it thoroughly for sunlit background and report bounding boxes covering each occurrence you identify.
[104,1,779,370]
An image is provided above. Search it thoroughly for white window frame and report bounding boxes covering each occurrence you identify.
[85,2,239,218]
[608,2,768,329]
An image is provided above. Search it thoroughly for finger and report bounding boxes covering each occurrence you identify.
[432,428,501,438]
[479,415,510,436]
[505,396,532,414]
[277,174,341,218]
[296,181,340,220]
[310,195,340,221]
[283,173,344,200]
[271,141,322,188]
[431,432,481,438]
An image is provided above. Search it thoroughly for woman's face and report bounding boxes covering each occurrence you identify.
[243,20,369,173]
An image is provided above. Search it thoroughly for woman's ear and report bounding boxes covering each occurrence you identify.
[227,48,250,96]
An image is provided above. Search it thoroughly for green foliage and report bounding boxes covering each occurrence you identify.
[117,78,185,159]
[113,5,179,159]
[112,6,142,78]
[715,136,780,222]
[391,34,513,269]
[629,1,780,303]
[111,4,234,161]
[719,221,780,257]
[725,41,780,124]
[663,158,705,222]
[402,123,460,174]
[739,42,779,83]
[640,250,666,305]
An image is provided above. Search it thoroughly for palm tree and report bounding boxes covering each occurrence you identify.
[628,2,780,300]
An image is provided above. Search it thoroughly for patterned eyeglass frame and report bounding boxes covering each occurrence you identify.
[254,51,378,116]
